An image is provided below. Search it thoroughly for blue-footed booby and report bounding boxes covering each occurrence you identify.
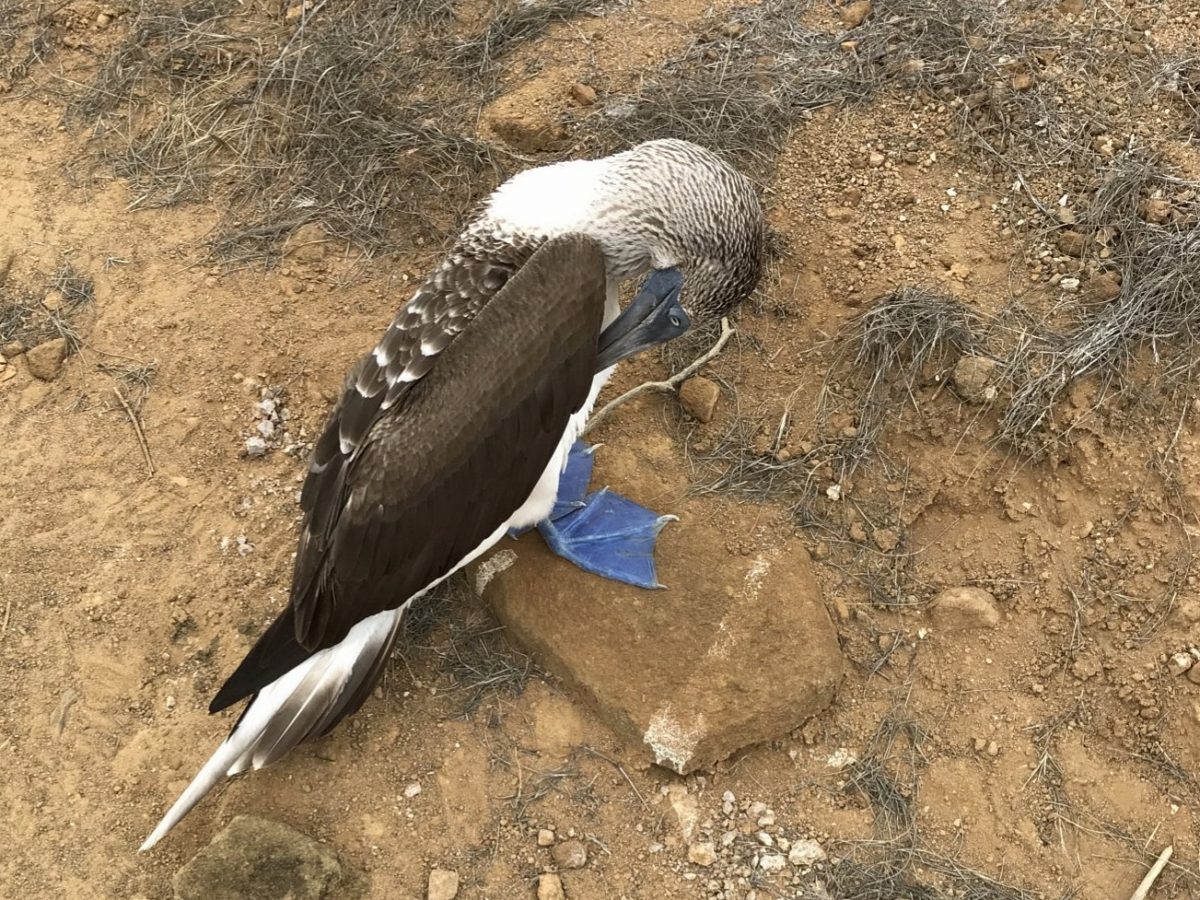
[141,139,764,850]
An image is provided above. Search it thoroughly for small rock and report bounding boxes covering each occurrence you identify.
[284,222,329,263]
[1168,652,1195,677]
[840,0,872,27]
[552,839,587,870]
[986,741,999,757]
[868,151,885,167]
[1058,0,1084,14]
[1187,665,1200,686]
[1010,72,1035,92]
[759,854,787,872]
[931,586,1000,629]
[688,842,718,867]
[1057,230,1088,258]
[679,376,721,423]
[848,522,867,543]
[1091,271,1122,301]
[244,436,268,458]
[173,816,341,900]
[756,831,774,847]
[25,337,68,381]
[1060,276,1081,293]
[403,782,422,798]
[825,206,855,222]
[537,874,565,900]
[873,528,900,552]
[42,289,67,312]
[0,340,24,358]
[952,355,996,404]
[427,869,459,900]
[788,839,826,866]
[569,83,597,106]
[948,262,971,280]
[1142,198,1172,224]
[537,828,556,847]
[96,11,112,27]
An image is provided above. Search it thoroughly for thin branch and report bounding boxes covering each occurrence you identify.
[1128,845,1172,900]
[113,386,155,478]
[583,317,734,436]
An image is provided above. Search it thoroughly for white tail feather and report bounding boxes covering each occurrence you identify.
[139,606,405,851]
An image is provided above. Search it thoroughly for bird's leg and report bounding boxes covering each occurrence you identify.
[535,440,676,589]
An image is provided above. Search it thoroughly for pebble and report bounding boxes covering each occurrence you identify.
[1011,72,1035,91]
[756,831,774,847]
[952,355,997,404]
[244,436,268,458]
[1168,652,1194,677]
[932,586,1000,629]
[825,206,855,222]
[1059,276,1081,293]
[840,0,872,27]
[1187,665,1200,686]
[868,151,885,167]
[537,828,556,847]
[759,854,787,872]
[873,527,899,552]
[570,83,597,106]
[1057,230,1087,257]
[1091,271,1122,301]
[1142,198,1172,224]
[679,376,721,423]
[25,337,68,381]
[42,289,67,312]
[427,868,459,900]
[537,874,565,900]
[552,839,587,870]
[688,842,718,867]
[788,839,826,866]
[403,782,422,798]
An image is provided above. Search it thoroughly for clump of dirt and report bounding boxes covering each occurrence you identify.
[2,1,1200,899]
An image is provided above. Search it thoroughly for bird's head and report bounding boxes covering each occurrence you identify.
[479,139,766,323]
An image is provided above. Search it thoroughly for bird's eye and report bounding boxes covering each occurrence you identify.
[669,314,682,328]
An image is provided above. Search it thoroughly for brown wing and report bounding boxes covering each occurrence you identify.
[210,234,608,712]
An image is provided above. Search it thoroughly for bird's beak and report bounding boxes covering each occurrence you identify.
[596,268,689,370]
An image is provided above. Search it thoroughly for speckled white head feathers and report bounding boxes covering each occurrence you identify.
[473,139,766,319]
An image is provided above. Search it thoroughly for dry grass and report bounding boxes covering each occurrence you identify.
[450,0,600,82]
[71,0,498,260]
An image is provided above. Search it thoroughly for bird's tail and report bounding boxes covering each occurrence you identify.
[139,605,406,852]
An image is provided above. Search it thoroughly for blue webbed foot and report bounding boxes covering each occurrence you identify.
[508,441,596,539]
[537,487,675,590]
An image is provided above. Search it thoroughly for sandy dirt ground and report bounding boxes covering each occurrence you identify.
[2,1,1200,898]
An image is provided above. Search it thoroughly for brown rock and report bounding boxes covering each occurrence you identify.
[42,289,67,312]
[932,586,1000,630]
[0,340,24,358]
[569,83,597,106]
[552,839,587,870]
[537,874,565,900]
[1057,230,1088,258]
[873,527,899,552]
[1187,664,1200,686]
[952,355,997,404]
[1090,271,1122,301]
[825,206,855,222]
[25,337,68,381]
[1010,72,1035,92]
[284,222,330,263]
[477,529,843,774]
[427,869,459,900]
[1142,198,1172,224]
[1058,0,1084,15]
[840,1,872,27]
[173,816,342,900]
[678,376,720,423]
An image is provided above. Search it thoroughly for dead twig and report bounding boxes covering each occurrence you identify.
[579,745,648,809]
[113,385,155,477]
[1129,845,1172,900]
[583,317,733,436]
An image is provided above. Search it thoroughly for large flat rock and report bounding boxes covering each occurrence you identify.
[476,519,843,773]
[173,816,342,900]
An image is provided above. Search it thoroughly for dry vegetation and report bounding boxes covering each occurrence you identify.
[3,0,1200,897]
